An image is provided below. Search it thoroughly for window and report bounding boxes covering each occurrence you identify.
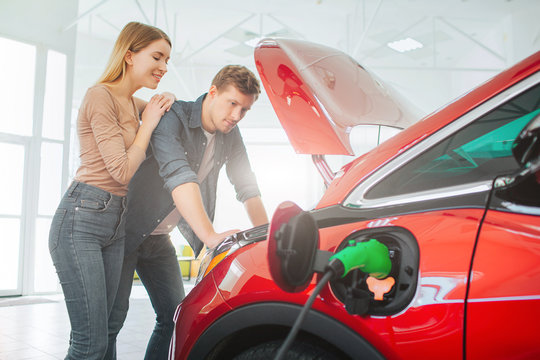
[0,35,71,295]
[42,50,67,140]
[0,143,25,292]
[0,37,36,136]
[356,82,540,201]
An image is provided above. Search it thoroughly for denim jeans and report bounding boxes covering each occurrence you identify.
[106,234,184,360]
[49,181,126,360]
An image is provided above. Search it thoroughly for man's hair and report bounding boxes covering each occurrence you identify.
[212,65,261,99]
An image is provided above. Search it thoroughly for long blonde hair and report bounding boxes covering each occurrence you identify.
[97,22,171,84]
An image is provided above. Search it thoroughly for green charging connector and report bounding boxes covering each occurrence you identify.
[329,238,391,279]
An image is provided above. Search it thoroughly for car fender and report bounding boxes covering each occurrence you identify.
[187,302,385,360]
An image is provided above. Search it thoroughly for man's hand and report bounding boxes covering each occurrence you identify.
[172,183,240,249]
[205,229,240,249]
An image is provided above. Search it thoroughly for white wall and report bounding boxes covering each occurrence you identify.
[0,0,78,52]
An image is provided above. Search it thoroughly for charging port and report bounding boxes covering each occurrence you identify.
[329,226,419,316]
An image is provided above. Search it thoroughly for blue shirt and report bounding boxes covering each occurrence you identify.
[125,94,261,256]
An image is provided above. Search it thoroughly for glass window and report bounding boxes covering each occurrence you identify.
[0,37,36,136]
[42,50,67,140]
[328,125,402,172]
[38,142,63,216]
[363,83,540,200]
[349,125,402,156]
[0,143,25,215]
[0,218,21,290]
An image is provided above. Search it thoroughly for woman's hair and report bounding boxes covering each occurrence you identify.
[212,65,261,99]
[98,22,171,84]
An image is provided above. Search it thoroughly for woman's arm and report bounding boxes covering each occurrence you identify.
[85,89,170,185]
[129,94,171,155]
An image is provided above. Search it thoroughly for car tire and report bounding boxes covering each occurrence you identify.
[232,339,346,360]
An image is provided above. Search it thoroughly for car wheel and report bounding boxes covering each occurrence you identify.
[232,339,346,360]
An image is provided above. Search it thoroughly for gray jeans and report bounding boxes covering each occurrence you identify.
[49,181,126,360]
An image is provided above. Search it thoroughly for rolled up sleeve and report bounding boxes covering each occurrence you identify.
[151,104,199,194]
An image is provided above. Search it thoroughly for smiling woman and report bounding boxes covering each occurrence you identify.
[47,21,176,360]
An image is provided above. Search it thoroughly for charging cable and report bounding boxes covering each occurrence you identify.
[274,270,335,360]
[274,239,391,360]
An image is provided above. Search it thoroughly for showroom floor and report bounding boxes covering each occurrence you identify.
[0,281,195,360]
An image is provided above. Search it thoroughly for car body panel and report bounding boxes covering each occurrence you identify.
[225,210,482,359]
[466,211,540,359]
[174,208,484,359]
[254,38,418,155]
[171,273,232,360]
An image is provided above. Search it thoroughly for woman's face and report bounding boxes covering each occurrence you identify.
[126,38,171,89]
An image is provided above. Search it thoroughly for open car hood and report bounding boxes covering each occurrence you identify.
[254,38,419,155]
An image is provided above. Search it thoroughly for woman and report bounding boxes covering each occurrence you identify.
[48,22,174,359]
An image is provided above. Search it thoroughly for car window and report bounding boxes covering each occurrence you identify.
[363,83,540,200]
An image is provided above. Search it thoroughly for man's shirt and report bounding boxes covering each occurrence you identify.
[150,129,215,235]
[125,93,261,257]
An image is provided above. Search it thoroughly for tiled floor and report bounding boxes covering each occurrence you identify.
[0,281,194,360]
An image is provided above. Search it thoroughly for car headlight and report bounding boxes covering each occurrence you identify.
[196,224,268,284]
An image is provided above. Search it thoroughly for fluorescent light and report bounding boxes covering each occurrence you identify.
[387,37,423,53]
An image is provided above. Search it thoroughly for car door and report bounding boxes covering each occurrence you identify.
[466,117,540,360]
[337,75,540,359]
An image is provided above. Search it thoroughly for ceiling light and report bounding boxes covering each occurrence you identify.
[387,37,423,53]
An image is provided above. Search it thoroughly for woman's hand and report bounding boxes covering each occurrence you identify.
[140,94,170,130]
[161,92,176,111]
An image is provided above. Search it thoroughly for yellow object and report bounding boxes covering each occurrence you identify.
[178,245,196,280]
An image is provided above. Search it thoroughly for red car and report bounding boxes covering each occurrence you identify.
[170,38,540,360]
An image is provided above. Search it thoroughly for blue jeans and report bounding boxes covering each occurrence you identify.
[106,234,184,360]
[49,181,126,360]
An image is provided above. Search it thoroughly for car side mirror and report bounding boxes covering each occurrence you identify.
[513,112,540,177]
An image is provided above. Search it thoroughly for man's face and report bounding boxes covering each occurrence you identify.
[207,84,256,134]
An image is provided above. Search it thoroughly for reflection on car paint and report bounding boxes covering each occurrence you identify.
[414,276,467,306]
[218,259,246,294]
[367,217,398,228]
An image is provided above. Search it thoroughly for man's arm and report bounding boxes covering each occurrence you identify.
[243,196,268,227]
[172,182,239,249]
[151,104,238,250]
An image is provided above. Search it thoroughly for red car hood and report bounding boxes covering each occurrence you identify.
[254,38,419,155]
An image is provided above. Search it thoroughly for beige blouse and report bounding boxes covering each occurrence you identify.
[74,84,147,196]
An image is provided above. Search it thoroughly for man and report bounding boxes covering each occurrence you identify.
[106,65,268,359]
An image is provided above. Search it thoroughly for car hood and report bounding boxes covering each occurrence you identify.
[254,38,419,155]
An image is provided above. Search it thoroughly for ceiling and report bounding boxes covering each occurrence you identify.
[70,0,540,120]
